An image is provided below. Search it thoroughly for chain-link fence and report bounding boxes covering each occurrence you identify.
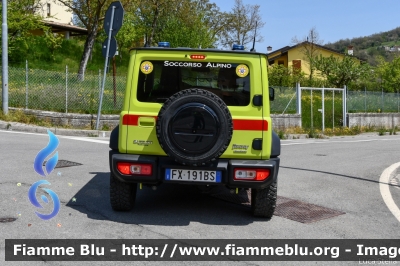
[347,89,400,113]
[271,86,400,114]
[0,65,126,114]
[270,86,297,114]
[1,65,399,116]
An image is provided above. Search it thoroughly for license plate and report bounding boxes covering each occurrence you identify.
[165,169,221,183]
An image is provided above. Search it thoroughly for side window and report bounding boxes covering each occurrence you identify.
[137,61,160,102]
[47,3,51,17]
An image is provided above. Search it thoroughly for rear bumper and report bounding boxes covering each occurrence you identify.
[109,150,279,189]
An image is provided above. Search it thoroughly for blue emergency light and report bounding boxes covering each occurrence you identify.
[232,44,245,50]
[158,42,170,48]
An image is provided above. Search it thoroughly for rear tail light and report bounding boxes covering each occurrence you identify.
[117,163,131,175]
[130,164,152,175]
[117,162,152,176]
[234,168,270,181]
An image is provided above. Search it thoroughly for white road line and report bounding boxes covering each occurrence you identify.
[61,136,109,144]
[0,130,109,144]
[2,129,400,147]
[0,129,48,136]
[379,162,400,223]
[282,138,400,146]
[389,175,400,190]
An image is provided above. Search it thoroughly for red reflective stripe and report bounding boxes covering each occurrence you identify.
[123,115,268,131]
[122,115,157,126]
[122,114,139,126]
[233,119,268,131]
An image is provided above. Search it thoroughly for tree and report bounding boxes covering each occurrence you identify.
[376,55,400,93]
[132,0,224,48]
[3,1,47,61]
[292,27,323,82]
[268,65,305,87]
[196,0,231,48]
[219,0,265,49]
[56,0,134,80]
[132,0,174,46]
[156,0,223,48]
[115,12,138,52]
[312,54,371,88]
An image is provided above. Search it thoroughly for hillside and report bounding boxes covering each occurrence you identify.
[8,36,130,75]
[325,27,400,65]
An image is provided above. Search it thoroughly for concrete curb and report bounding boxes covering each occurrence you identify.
[0,120,111,138]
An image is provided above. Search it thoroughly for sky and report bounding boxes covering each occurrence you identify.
[212,0,400,53]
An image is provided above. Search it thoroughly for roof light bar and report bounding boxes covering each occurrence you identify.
[232,44,245,51]
[190,54,206,60]
[158,42,170,48]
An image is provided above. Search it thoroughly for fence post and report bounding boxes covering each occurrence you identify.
[98,69,101,100]
[296,82,301,114]
[65,65,68,113]
[25,60,28,109]
[332,90,334,129]
[364,87,367,113]
[322,86,325,132]
[311,88,313,129]
[343,85,347,127]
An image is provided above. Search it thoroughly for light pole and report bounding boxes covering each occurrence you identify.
[2,0,8,114]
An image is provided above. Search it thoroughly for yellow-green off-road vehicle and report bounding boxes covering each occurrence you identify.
[109,43,280,218]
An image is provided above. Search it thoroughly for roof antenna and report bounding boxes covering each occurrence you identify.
[250,21,257,52]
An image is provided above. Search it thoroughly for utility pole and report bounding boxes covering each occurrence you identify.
[2,0,9,114]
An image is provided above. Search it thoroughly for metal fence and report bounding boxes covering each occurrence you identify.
[270,86,400,114]
[0,65,126,114]
[270,86,297,114]
[347,90,400,113]
[1,65,399,115]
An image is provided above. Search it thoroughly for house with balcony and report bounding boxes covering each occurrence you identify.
[267,41,359,76]
[31,0,87,39]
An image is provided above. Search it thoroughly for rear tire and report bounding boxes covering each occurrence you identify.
[251,182,277,218]
[110,173,137,211]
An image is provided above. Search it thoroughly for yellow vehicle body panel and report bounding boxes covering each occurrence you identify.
[119,49,272,159]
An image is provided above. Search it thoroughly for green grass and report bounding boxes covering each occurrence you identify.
[10,37,130,75]
[301,90,344,130]
[277,130,286,139]
[2,66,125,114]
[381,41,400,47]
[389,126,398,135]
[378,126,387,136]
[270,87,297,114]
[278,125,382,139]
[0,109,80,128]
[0,108,392,136]
[347,90,400,113]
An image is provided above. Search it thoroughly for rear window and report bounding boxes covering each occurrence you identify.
[136,60,251,106]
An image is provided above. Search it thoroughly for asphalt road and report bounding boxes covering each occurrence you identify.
[1,130,400,266]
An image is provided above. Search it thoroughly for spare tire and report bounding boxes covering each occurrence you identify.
[156,88,233,166]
